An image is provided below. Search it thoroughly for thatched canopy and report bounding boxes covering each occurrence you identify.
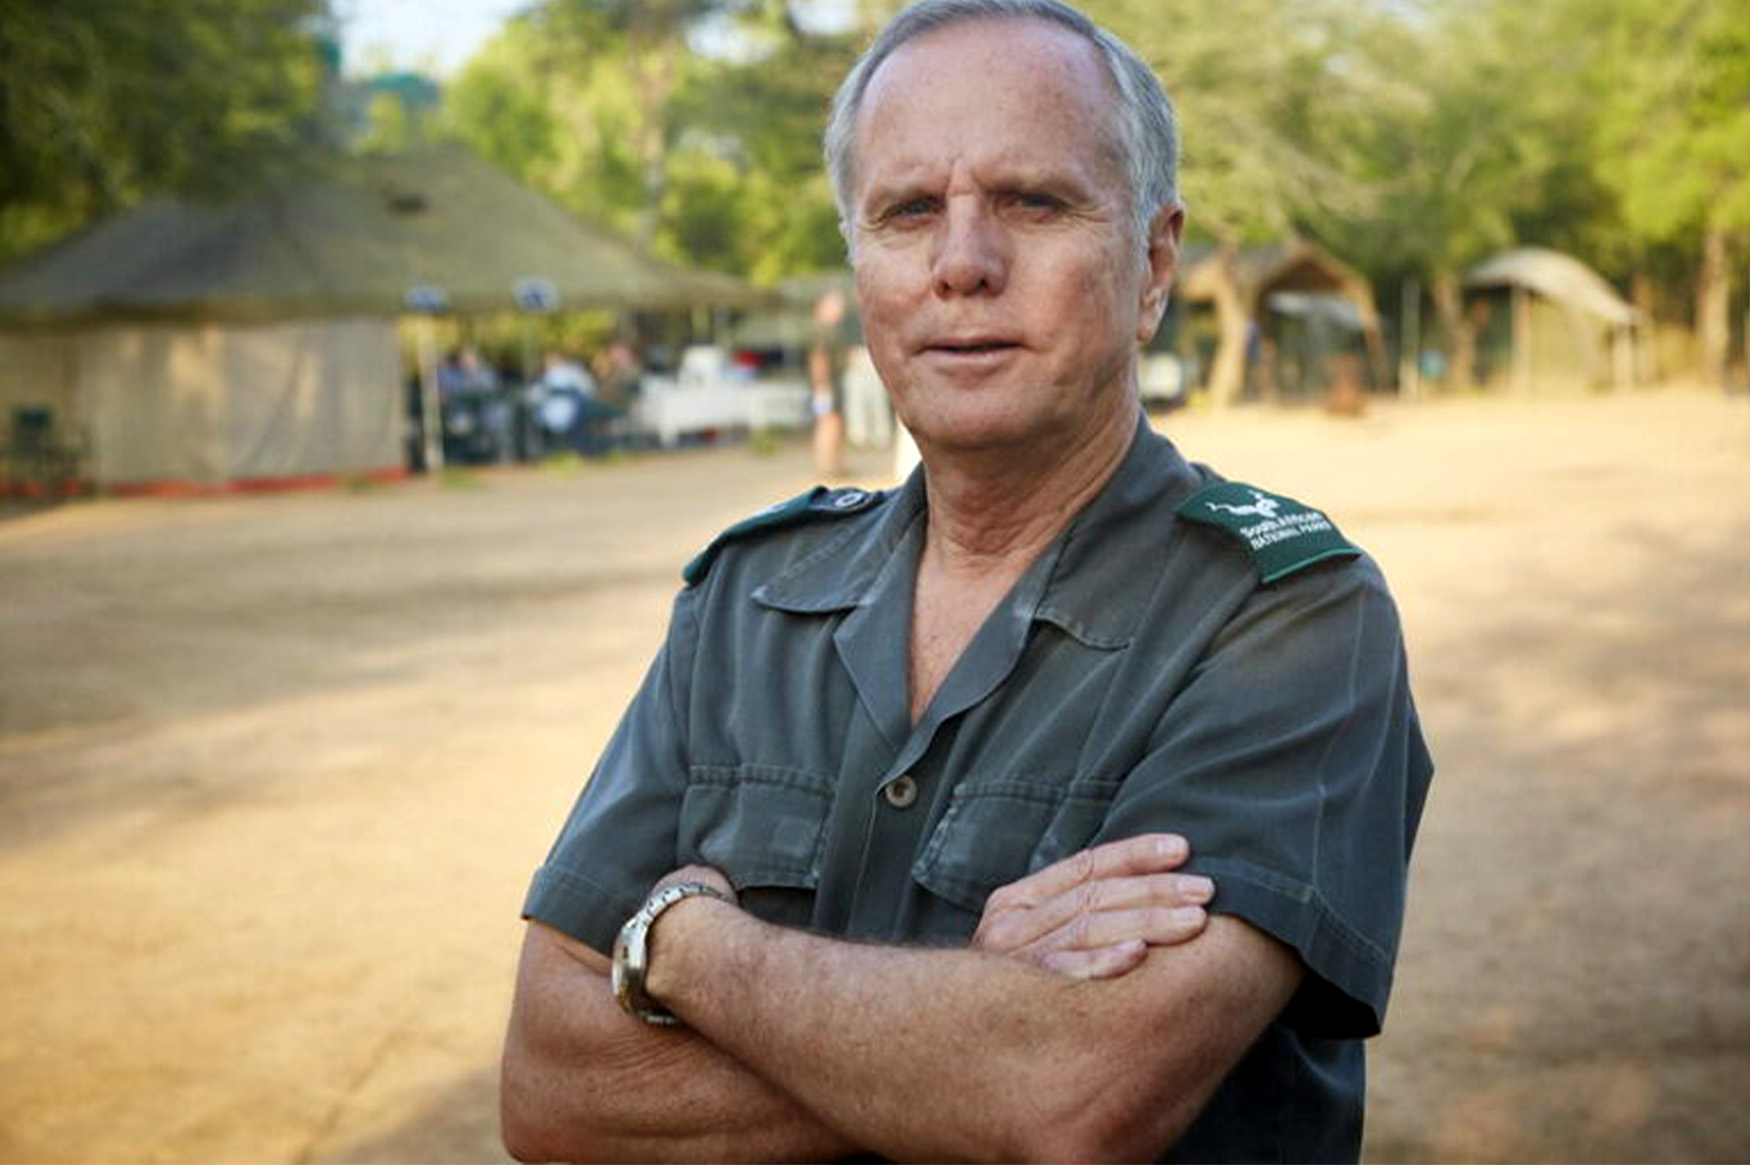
[1178,239,1376,316]
[1176,239,1387,395]
[1463,247,1642,390]
[1464,248,1638,326]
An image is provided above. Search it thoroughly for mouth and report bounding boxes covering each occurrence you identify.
[923,337,1021,356]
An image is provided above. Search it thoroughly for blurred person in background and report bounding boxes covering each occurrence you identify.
[595,340,645,412]
[533,349,616,457]
[436,346,501,464]
[809,287,849,476]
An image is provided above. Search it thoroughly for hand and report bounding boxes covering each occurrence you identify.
[651,863,737,904]
[642,865,739,1004]
[972,834,1213,981]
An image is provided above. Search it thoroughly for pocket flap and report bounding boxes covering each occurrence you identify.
[912,777,1121,913]
[680,765,831,891]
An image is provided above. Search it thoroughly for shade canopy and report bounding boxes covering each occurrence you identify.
[1464,248,1638,326]
[0,145,768,325]
[1179,239,1370,308]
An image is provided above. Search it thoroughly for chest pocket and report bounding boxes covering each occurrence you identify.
[911,775,1123,913]
[680,765,831,928]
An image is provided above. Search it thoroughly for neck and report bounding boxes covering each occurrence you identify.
[919,402,1139,575]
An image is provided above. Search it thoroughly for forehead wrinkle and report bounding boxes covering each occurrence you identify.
[852,17,1127,210]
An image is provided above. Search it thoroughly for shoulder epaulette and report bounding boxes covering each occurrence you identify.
[683,485,886,587]
[1176,481,1361,585]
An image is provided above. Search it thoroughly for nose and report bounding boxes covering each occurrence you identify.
[930,196,1007,297]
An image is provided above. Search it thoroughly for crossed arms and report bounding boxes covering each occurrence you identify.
[500,835,1303,1163]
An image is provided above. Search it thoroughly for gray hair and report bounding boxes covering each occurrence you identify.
[823,0,1179,246]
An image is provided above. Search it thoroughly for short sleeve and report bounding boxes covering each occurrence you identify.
[1094,557,1433,1037]
[521,588,699,956]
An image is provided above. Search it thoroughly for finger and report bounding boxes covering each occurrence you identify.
[998,834,1191,907]
[1034,904,1209,954]
[978,871,1209,953]
[1041,940,1148,982]
[1065,872,1213,913]
[1000,873,1213,948]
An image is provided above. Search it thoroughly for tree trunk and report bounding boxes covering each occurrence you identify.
[1206,247,1250,408]
[631,37,677,248]
[1697,225,1731,387]
[1431,271,1476,390]
[1631,271,1659,383]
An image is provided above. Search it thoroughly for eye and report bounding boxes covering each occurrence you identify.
[882,196,939,222]
[1006,190,1067,218]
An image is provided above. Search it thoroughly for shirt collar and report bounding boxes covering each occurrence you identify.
[753,466,928,614]
[753,418,1203,647]
[1029,419,1202,649]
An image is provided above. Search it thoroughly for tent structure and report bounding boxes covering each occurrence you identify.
[0,145,766,324]
[1464,247,1642,390]
[1174,239,1387,401]
[0,316,400,494]
[0,146,766,493]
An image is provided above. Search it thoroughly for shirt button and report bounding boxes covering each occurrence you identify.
[883,774,919,809]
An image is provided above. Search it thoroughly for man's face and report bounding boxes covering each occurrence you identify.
[848,17,1179,457]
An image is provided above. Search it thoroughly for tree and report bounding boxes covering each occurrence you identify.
[1089,0,1378,403]
[0,0,330,262]
[447,0,852,281]
[671,14,856,280]
[1588,0,1750,384]
[522,0,747,247]
[1302,0,1613,390]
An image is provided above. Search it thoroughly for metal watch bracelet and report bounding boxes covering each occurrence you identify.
[611,881,730,1025]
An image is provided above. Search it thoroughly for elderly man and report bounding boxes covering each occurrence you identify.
[501,1,1432,1161]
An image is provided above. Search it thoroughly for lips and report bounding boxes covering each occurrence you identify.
[923,335,1021,355]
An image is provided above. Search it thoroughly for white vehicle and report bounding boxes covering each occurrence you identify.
[1138,352,1189,408]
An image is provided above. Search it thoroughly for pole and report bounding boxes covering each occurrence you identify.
[1512,284,1533,392]
[418,315,444,472]
[1399,277,1421,400]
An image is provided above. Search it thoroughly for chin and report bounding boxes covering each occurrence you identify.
[908,409,1065,458]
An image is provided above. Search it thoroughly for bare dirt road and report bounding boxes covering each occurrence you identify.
[2,389,1746,1163]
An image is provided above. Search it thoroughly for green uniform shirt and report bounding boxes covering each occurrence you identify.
[525,420,1434,1163]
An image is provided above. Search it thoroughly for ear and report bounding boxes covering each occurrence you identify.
[1135,203,1185,344]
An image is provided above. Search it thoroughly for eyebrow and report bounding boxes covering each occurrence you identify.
[860,165,1101,214]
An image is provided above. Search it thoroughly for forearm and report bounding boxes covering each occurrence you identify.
[501,924,857,1163]
[651,902,1295,1162]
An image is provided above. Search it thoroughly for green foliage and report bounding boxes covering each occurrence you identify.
[444,0,853,283]
[1590,0,1750,244]
[672,22,856,278]
[9,0,1737,354]
[1291,0,1552,282]
[0,0,330,261]
[1089,0,1375,246]
[445,4,690,241]
[443,24,563,186]
[356,91,415,154]
[437,465,485,490]
[351,72,443,154]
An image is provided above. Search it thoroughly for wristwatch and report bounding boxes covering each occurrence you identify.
[612,881,730,1025]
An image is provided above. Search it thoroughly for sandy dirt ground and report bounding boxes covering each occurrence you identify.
[1,389,1746,1164]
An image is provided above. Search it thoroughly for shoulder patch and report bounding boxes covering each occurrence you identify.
[683,485,886,586]
[1176,481,1361,584]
